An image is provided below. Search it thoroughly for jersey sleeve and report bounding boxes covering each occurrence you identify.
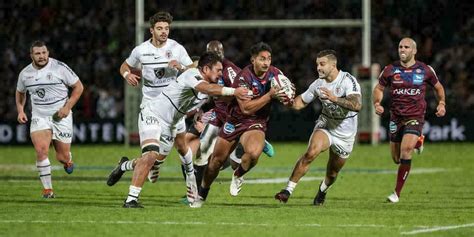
[177,45,193,67]
[301,80,319,104]
[378,66,391,87]
[59,62,79,86]
[344,74,361,96]
[16,71,26,92]
[125,46,141,68]
[182,72,206,89]
[426,65,440,87]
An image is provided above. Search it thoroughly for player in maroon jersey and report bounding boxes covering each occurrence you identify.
[190,42,285,207]
[373,37,446,203]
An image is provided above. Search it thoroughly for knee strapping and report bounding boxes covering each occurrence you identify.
[142,143,160,155]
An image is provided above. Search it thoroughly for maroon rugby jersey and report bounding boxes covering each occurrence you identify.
[378,61,439,118]
[226,64,283,125]
[214,58,241,117]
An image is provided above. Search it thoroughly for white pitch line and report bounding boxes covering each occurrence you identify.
[0,219,400,229]
[400,223,474,235]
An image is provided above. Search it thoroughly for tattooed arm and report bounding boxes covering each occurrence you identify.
[319,87,362,112]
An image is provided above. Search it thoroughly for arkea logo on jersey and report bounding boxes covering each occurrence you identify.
[393,88,421,95]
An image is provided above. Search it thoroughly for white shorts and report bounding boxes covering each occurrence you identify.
[30,113,73,143]
[138,104,185,155]
[316,128,355,159]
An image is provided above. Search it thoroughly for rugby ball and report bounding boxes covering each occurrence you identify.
[271,74,295,101]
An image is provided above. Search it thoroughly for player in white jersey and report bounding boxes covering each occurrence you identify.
[274,50,362,205]
[115,52,250,208]
[107,11,194,186]
[16,41,83,198]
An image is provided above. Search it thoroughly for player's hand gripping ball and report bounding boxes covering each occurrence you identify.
[271,75,295,103]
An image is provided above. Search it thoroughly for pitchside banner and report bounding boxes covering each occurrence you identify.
[0,119,126,145]
[0,114,471,144]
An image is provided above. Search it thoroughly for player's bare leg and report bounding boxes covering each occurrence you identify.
[31,130,55,198]
[390,142,401,164]
[230,130,265,196]
[314,150,346,206]
[123,139,164,208]
[275,130,330,203]
[193,137,236,207]
[388,134,418,203]
[53,140,74,174]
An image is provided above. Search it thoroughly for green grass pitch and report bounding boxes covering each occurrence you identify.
[0,142,473,236]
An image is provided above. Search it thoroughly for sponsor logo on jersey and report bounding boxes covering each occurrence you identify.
[217,78,224,86]
[223,122,235,134]
[393,74,403,84]
[394,69,401,74]
[143,53,154,56]
[404,69,412,73]
[36,88,45,98]
[413,74,424,85]
[404,119,419,126]
[154,68,165,79]
[415,69,422,73]
[249,123,263,129]
[393,88,421,95]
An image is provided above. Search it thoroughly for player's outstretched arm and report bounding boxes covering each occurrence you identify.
[195,82,251,101]
[372,84,385,116]
[433,82,446,117]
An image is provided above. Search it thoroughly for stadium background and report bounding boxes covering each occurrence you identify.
[0,0,473,144]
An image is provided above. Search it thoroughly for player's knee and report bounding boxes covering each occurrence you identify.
[35,146,49,159]
[400,146,414,158]
[303,149,320,163]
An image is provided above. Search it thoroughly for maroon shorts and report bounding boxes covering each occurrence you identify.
[218,120,267,142]
[208,109,226,128]
[389,116,424,142]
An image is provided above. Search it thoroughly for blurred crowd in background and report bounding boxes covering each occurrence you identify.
[0,0,472,122]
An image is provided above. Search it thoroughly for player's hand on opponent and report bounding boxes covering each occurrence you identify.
[17,111,28,124]
[319,87,337,102]
[435,102,446,117]
[168,60,182,71]
[234,87,252,101]
[124,72,140,87]
[374,102,384,116]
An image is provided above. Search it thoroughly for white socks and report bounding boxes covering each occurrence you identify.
[36,158,52,189]
[126,185,142,202]
[180,148,194,174]
[285,181,297,194]
[121,159,134,171]
[320,179,329,192]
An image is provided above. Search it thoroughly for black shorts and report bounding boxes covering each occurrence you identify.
[389,116,424,142]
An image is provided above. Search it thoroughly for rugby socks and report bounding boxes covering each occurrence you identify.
[234,165,248,177]
[285,181,297,194]
[126,185,142,203]
[120,159,135,171]
[180,148,194,175]
[198,187,210,200]
[320,179,329,193]
[395,159,412,197]
[36,158,52,189]
[194,164,207,188]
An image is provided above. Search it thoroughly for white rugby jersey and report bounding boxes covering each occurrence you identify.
[17,58,79,117]
[301,70,361,139]
[126,38,193,104]
[150,68,208,125]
